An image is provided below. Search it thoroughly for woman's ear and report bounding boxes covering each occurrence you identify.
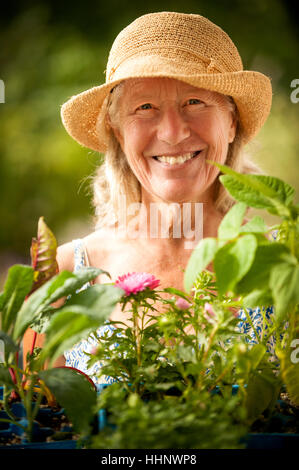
[228,117,237,143]
[106,114,124,149]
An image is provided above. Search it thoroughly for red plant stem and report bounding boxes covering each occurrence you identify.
[30,331,37,356]
[9,352,20,400]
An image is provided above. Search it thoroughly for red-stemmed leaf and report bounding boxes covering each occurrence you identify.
[30,217,59,293]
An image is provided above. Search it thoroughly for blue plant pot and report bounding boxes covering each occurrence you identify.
[0,386,77,448]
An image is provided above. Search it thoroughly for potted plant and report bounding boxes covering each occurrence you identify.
[1,166,298,449]
[85,164,298,449]
[0,218,124,448]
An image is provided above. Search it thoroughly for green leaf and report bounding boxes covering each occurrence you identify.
[30,217,58,292]
[269,257,299,323]
[277,347,299,405]
[247,344,267,370]
[245,369,280,424]
[0,331,18,363]
[44,267,110,304]
[13,268,104,341]
[0,364,15,388]
[235,243,290,296]
[214,235,257,295]
[40,284,124,366]
[242,289,273,309]
[239,215,267,234]
[220,174,293,217]
[209,162,294,217]
[1,265,34,334]
[163,287,190,300]
[40,367,97,436]
[184,238,218,293]
[218,202,247,241]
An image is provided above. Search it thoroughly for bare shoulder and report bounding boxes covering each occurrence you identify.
[56,241,75,272]
[82,227,117,261]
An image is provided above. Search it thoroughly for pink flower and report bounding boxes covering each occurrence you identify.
[175,297,191,310]
[115,272,160,296]
[204,302,215,317]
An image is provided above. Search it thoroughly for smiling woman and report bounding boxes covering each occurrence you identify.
[105,78,237,208]
[24,12,273,382]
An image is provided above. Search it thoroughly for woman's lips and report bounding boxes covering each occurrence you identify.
[151,150,204,169]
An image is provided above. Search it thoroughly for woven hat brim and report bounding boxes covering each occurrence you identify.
[61,70,272,153]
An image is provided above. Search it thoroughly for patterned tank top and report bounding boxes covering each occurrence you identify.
[64,237,277,385]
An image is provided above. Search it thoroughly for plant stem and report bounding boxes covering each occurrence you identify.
[2,385,17,421]
[132,302,141,368]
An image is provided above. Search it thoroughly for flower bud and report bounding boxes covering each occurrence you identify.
[175,297,191,310]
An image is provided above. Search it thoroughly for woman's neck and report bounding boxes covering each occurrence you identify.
[118,184,223,252]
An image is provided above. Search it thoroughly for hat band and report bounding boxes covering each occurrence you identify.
[107,46,231,82]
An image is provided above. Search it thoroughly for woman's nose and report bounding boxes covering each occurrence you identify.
[157,107,190,145]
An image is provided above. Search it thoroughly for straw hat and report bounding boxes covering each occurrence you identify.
[61,11,272,152]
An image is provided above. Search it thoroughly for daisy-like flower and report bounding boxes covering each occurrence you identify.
[115,272,160,296]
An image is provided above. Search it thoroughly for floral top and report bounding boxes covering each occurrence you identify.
[64,239,118,386]
[64,237,277,385]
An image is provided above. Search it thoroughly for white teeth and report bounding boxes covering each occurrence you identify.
[155,152,198,164]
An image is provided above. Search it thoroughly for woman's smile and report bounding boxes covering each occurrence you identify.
[150,149,205,169]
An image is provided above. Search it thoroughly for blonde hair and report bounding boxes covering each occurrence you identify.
[92,82,261,229]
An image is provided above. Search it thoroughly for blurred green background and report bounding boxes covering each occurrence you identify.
[0,0,298,287]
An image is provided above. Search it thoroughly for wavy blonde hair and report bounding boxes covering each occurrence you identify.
[91,82,261,229]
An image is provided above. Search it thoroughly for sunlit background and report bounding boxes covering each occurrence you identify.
[0,0,298,287]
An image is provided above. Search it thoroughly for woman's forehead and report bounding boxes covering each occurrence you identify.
[121,77,220,101]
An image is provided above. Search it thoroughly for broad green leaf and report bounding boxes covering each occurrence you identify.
[13,268,105,341]
[242,289,273,309]
[220,174,293,217]
[239,215,267,234]
[0,364,15,388]
[245,370,280,424]
[214,235,257,295]
[247,344,267,370]
[0,331,18,363]
[30,217,58,293]
[218,202,247,241]
[209,162,294,217]
[235,243,290,295]
[40,284,124,366]
[40,367,97,436]
[1,265,34,334]
[29,307,55,334]
[269,258,299,323]
[46,267,111,305]
[277,347,299,405]
[184,238,218,293]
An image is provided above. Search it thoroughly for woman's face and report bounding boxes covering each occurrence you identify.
[111,77,237,203]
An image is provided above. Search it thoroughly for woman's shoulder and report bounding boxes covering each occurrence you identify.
[56,227,116,272]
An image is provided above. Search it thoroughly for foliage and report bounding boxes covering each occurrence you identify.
[0,163,298,447]
[0,217,124,442]
[88,164,298,448]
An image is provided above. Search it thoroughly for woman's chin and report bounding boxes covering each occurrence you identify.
[152,187,207,204]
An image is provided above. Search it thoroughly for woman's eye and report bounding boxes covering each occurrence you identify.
[187,98,204,105]
[138,103,152,110]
